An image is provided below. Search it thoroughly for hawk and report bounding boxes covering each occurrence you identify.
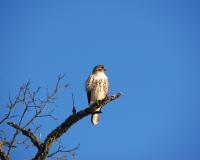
[85,65,109,125]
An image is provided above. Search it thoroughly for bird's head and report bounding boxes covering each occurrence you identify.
[92,65,107,73]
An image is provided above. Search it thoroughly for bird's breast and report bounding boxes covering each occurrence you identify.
[90,73,108,102]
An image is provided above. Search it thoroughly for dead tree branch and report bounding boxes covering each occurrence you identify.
[33,93,122,160]
[1,75,122,160]
[0,75,67,160]
[7,122,41,149]
[48,140,79,160]
[0,141,7,160]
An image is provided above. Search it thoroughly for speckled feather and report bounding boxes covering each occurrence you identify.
[85,68,108,125]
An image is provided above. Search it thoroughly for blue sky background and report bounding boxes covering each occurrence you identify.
[0,0,200,160]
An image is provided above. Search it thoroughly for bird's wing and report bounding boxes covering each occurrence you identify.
[85,75,93,104]
[87,91,91,104]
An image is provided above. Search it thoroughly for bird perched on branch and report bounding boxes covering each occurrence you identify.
[85,65,109,125]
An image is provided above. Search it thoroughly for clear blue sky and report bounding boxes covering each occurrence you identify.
[0,0,200,160]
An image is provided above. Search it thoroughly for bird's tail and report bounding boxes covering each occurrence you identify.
[91,108,100,125]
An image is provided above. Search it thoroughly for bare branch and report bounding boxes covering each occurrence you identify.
[7,122,41,149]
[5,76,68,158]
[0,141,7,160]
[1,74,122,160]
[0,91,21,125]
[6,81,32,157]
[71,94,76,114]
[16,126,42,149]
[48,141,79,159]
[0,106,13,125]
[48,155,67,160]
[33,92,122,160]
[23,75,67,129]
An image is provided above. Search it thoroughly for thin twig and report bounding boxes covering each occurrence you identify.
[71,94,76,114]
[6,81,31,157]
[5,76,68,159]
[48,142,80,158]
